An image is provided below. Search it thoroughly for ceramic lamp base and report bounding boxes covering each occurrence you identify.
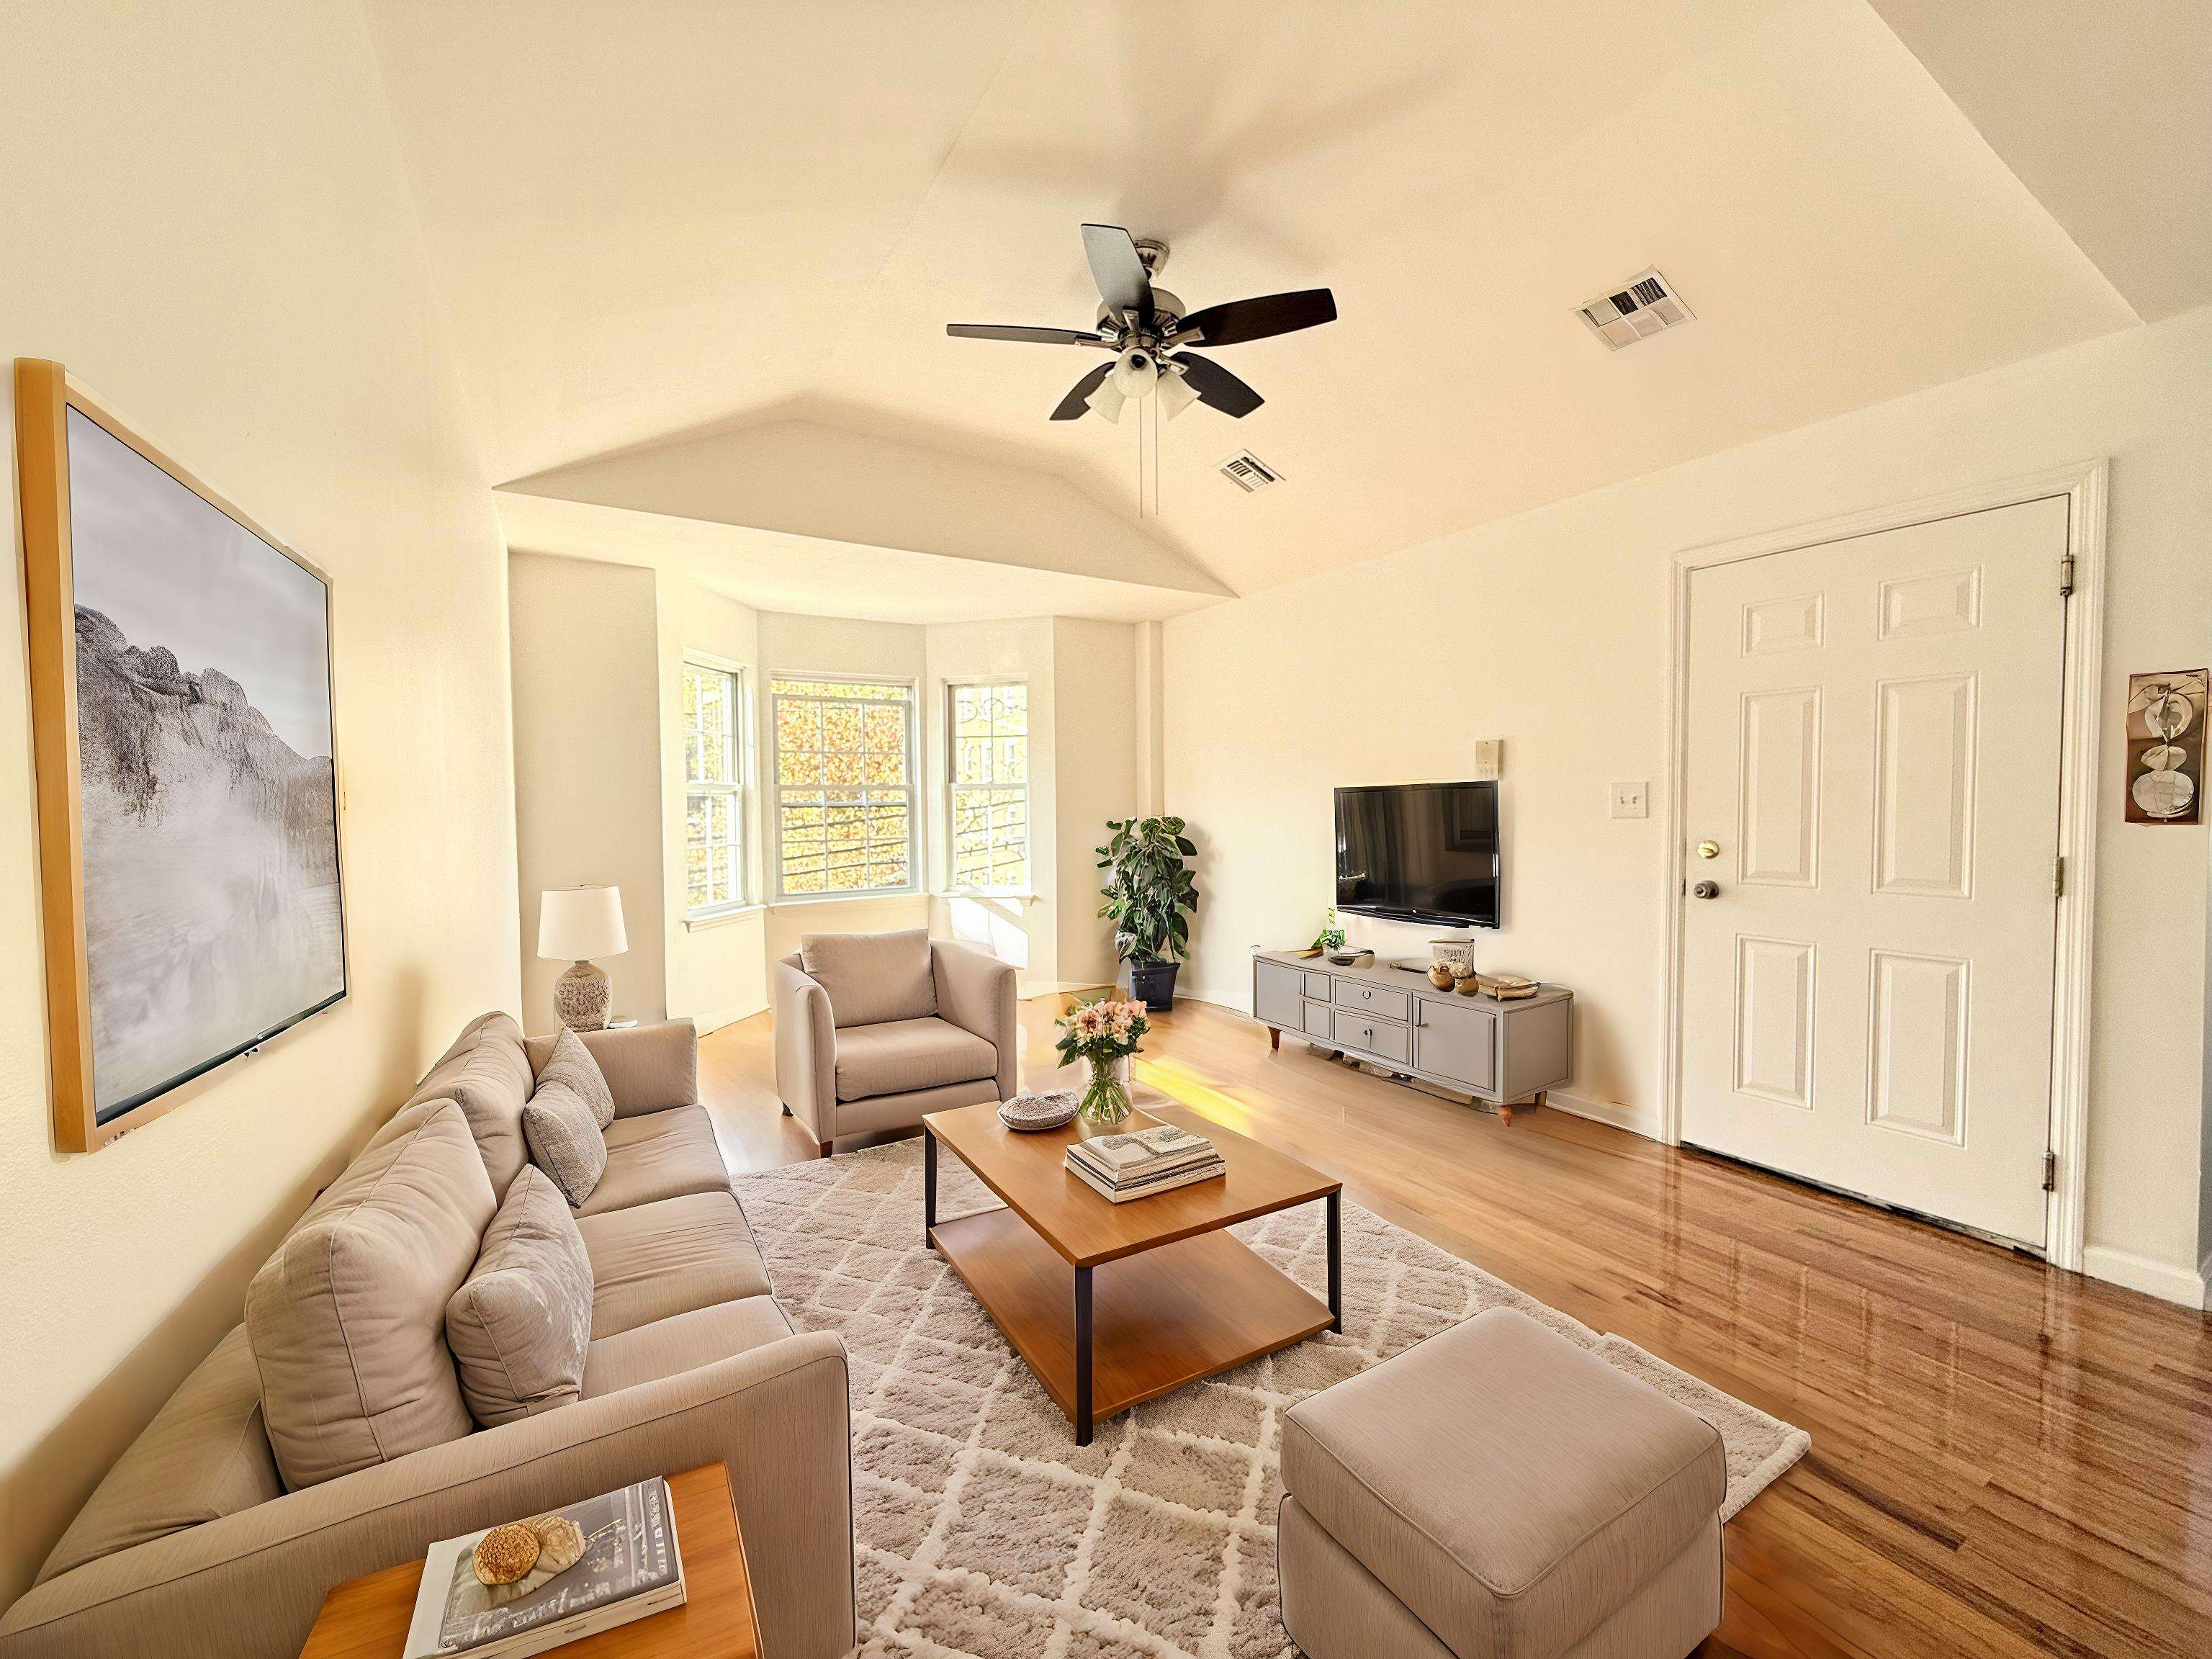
[554,961,611,1031]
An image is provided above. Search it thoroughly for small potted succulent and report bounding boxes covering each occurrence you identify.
[1097,814,1199,1010]
[1311,908,1346,954]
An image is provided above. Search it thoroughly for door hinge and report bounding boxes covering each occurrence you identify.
[2042,1150,2058,1193]
[2058,554,2076,596]
[2053,853,2066,899]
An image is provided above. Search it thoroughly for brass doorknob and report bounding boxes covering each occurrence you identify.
[1691,881,1720,900]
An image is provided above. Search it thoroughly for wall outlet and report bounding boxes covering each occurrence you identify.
[1610,781,1648,819]
[1470,739,1501,780]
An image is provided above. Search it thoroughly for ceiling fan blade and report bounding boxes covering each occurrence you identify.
[1172,352,1264,417]
[1051,361,1114,421]
[1080,223,1154,318]
[947,323,1106,346]
[1175,288,1336,346]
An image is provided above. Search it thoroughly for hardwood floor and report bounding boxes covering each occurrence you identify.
[698,993,2212,1659]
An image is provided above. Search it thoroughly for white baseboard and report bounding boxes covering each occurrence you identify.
[2080,1244,2209,1310]
[1541,1090,1660,1141]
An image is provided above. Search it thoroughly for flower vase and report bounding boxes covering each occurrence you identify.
[1079,1054,1133,1126]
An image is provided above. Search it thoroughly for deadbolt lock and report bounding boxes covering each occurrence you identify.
[1696,840,1720,860]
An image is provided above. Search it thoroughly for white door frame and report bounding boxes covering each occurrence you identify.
[1657,461,2108,1269]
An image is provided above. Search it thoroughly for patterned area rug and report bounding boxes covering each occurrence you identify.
[732,1139,1809,1659]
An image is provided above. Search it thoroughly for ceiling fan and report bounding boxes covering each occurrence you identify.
[946,224,1336,424]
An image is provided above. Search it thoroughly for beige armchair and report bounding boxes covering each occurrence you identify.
[773,929,1017,1156]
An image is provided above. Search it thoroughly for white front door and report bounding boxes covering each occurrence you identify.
[1679,497,2069,1246]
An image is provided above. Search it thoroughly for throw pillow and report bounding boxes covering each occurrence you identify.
[523,1078,608,1206]
[445,1166,594,1426]
[246,1098,495,1491]
[539,1025,617,1130]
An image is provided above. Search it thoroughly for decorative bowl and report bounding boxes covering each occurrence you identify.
[999,1089,1079,1131]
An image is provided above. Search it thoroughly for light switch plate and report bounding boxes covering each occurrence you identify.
[1469,739,1501,781]
[1610,781,1648,819]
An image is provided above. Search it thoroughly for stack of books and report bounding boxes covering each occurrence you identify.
[1066,1123,1225,1203]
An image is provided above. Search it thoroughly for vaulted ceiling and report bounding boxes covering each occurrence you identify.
[366,0,2209,612]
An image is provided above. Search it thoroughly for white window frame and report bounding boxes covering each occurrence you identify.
[769,673,922,901]
[945,678,1032,895]
[681,655,749,918]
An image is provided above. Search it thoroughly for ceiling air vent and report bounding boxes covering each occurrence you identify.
[1578,269,1693,350]
[1218,450,1282,493]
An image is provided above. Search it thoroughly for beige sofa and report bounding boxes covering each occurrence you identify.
[0,1017,853,1659]
[773,930,1017,1156]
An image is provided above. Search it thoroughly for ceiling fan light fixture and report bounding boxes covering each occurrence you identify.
[1084,376,1127,423]
[1156,361,1198,421]
[1110,347,1158,399]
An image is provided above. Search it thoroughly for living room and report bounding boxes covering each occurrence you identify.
[3,5,2209,1659]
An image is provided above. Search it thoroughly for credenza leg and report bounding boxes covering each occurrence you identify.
[1269,1027,1280,1053]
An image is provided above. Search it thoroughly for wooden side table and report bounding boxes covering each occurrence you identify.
[299,1462,757,1659]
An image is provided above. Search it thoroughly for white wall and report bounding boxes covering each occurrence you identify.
[0,1,520,1601]
[510,554,666,1030]
[1166,305,2212,1302]
[1053,618,1144,989]
[660,580,768,1032]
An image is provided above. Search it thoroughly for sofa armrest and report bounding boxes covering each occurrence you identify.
[524,1019,697,1118]
[0,1333,854,1659]
[772,957,837,1143]
[932,940,1018,1101]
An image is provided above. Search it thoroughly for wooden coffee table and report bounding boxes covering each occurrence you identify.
[923,1082,1341,1445]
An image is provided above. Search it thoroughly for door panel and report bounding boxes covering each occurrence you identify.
[1681,496,2066,1246]
[1413,997,1496,1092]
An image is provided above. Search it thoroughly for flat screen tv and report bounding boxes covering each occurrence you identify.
[1335,781,1500,929]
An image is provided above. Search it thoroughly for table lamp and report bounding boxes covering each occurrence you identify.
[538,885,627,1031]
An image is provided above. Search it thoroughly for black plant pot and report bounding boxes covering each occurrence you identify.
[1128,958,1181,1011]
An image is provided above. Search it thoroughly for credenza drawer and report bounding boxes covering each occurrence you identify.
[1302,970,1333,1000]
[1302,1001,1333,1038]
[1334,1010,1411,1065]
[1334,980,1411,1023]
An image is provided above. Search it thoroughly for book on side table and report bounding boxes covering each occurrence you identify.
[1066,1123,1226,1202]
[400,1478,684,1659]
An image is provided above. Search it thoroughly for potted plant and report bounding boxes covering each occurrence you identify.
[1097,814,1198,1010]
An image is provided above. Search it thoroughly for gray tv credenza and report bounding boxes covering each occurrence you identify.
[1251,950,1572,1124]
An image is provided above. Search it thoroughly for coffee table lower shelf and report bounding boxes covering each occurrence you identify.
[930,1206,1334,1444]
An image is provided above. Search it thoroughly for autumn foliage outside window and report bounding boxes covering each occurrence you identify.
[771,676,917,896]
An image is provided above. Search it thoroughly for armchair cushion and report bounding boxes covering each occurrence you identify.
[799,927,937,1028]
[831,1016,998,1102]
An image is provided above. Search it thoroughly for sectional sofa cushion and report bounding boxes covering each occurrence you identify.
[246,1098,495,1491]
[408,1011,536,1199]
[537,1025,617,1130]
[575,1191,774,1338]
[523,1078,608,1206]
[523,1018,699,1118]
[830,1015,998,1102]
[575,1105,732,1216]
[445,1166,595,1428]
[799,927,937,1028]
[35,1324,282,1586]
[579,1297,795,1399]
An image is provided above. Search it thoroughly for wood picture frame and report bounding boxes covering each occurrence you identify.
[14,359,349,1152]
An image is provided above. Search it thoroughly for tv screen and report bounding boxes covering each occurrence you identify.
[1335,781,1499,929]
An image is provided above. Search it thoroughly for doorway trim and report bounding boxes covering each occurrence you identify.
[1656,461,2108,1269]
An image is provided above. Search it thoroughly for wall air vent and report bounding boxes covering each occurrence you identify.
[1218,450,1282,493]
[1578,269,1693,350]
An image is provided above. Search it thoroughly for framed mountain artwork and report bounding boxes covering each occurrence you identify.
[14,361,349,1152]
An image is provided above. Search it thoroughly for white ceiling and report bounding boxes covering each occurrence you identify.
[368,0,2206,612]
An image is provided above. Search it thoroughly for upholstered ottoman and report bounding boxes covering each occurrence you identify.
[1278,1307,1726,1659]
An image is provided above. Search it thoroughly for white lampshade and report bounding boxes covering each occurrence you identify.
[538,886,627,961]
[1085,375,1126,424]
[1155,361,1198,421]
